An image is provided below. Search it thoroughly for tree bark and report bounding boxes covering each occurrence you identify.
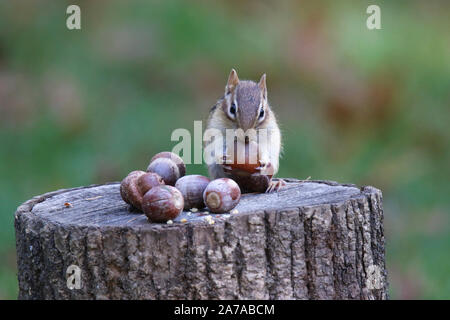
[14,179,388,300]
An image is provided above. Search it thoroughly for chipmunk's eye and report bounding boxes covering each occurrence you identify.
[259,108,265,119]
[229,103,236,115]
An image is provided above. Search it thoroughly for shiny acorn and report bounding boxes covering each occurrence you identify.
[203,178,241,213]
[228,140,260,174]
[231,174,271,194]
[175,175,210,210]
[120,170,146,210]
[142,185,184,223]
[137,172,165,196]
[150,152,186,178]
[147,157,181,186]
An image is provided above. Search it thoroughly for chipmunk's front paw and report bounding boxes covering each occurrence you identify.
[220,154,233,174]
[266,179,286,193]
[252,160,274,176]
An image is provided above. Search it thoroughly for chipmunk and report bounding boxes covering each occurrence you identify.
[204,69,285,193]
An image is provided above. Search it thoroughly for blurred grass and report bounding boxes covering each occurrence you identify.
[0,0,449,299]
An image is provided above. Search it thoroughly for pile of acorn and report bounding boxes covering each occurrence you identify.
[120,152,241,223]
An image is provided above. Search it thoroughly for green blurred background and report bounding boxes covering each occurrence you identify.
[0,0,449,299]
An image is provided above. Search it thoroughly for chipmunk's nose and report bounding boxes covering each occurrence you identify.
[239,121,252,132]
[238,111,256,132]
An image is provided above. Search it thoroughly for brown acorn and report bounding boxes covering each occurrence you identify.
[230,174,271,194]
[142,185,184,223]
[147,157,181,186]
[203,178,241,213]
[120,170,146,210]
[175,175,211,210]
[137,172,164,196]
[228,140,260,174]
[150,152,186,178]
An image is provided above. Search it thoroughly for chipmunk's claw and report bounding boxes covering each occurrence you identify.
[218,154,234,174]
[254,160,274,176]
[222,165,233,174]
[266,179,286,193]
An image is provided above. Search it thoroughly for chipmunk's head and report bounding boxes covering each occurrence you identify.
[222,69,269,131]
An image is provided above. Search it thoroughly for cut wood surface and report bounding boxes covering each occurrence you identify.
[15,179,388,299]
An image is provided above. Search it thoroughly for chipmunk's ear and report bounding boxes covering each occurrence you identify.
[258,73,267,100]
[226,68,239,94]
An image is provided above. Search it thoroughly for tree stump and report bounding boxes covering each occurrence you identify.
[14,179,388,300]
